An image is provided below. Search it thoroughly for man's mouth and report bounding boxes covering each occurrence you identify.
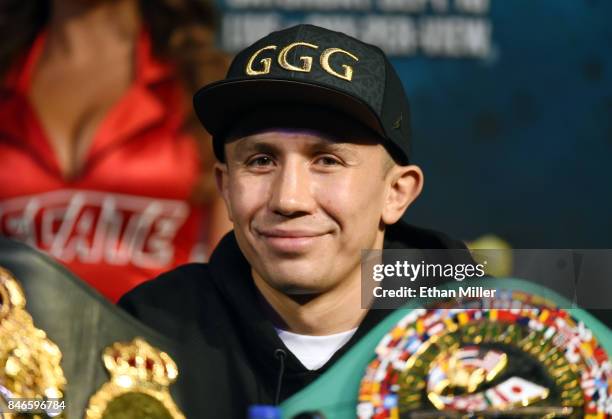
[256,228,329,253]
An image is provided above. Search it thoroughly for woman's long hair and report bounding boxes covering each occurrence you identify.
[0,0,228,202]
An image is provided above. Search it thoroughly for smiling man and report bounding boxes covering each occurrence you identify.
[119,24,468,418]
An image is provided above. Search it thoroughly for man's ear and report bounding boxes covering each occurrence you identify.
[214,162,233,222]
[382,164,424,225]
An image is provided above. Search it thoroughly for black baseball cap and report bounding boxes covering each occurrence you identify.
[193,24,412,164]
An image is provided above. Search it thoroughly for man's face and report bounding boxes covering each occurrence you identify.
[216,108,410,295]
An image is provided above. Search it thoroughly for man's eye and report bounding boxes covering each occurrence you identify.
[316,156,342,166]
[247,156,274,167]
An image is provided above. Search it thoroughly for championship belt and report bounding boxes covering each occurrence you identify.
[0,237,185,418]
[282,279,612,419]
[357,289,611,418]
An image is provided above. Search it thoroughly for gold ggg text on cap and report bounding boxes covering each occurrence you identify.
[245,42,359,82]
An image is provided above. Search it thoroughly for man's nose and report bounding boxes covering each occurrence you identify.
[269,159,316,217]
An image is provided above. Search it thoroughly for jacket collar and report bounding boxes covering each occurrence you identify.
[2,29,46,95]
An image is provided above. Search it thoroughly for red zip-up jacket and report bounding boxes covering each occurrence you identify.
[0,29,211,302]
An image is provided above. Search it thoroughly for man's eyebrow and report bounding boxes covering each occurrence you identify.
[232,139,280,156]
[312,142,355,153]
[235,140,359,155]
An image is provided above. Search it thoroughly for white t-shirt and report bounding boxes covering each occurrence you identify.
[276,327,358,370]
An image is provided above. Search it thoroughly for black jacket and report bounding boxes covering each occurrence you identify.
[118,222,468,418]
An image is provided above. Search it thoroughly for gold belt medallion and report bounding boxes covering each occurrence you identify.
[85,338,185,419]
[0,267,67,418]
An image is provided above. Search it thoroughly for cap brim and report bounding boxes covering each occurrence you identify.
[193,78,385,142]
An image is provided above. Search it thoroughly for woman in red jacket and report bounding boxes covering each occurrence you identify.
[0,0,232,302]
